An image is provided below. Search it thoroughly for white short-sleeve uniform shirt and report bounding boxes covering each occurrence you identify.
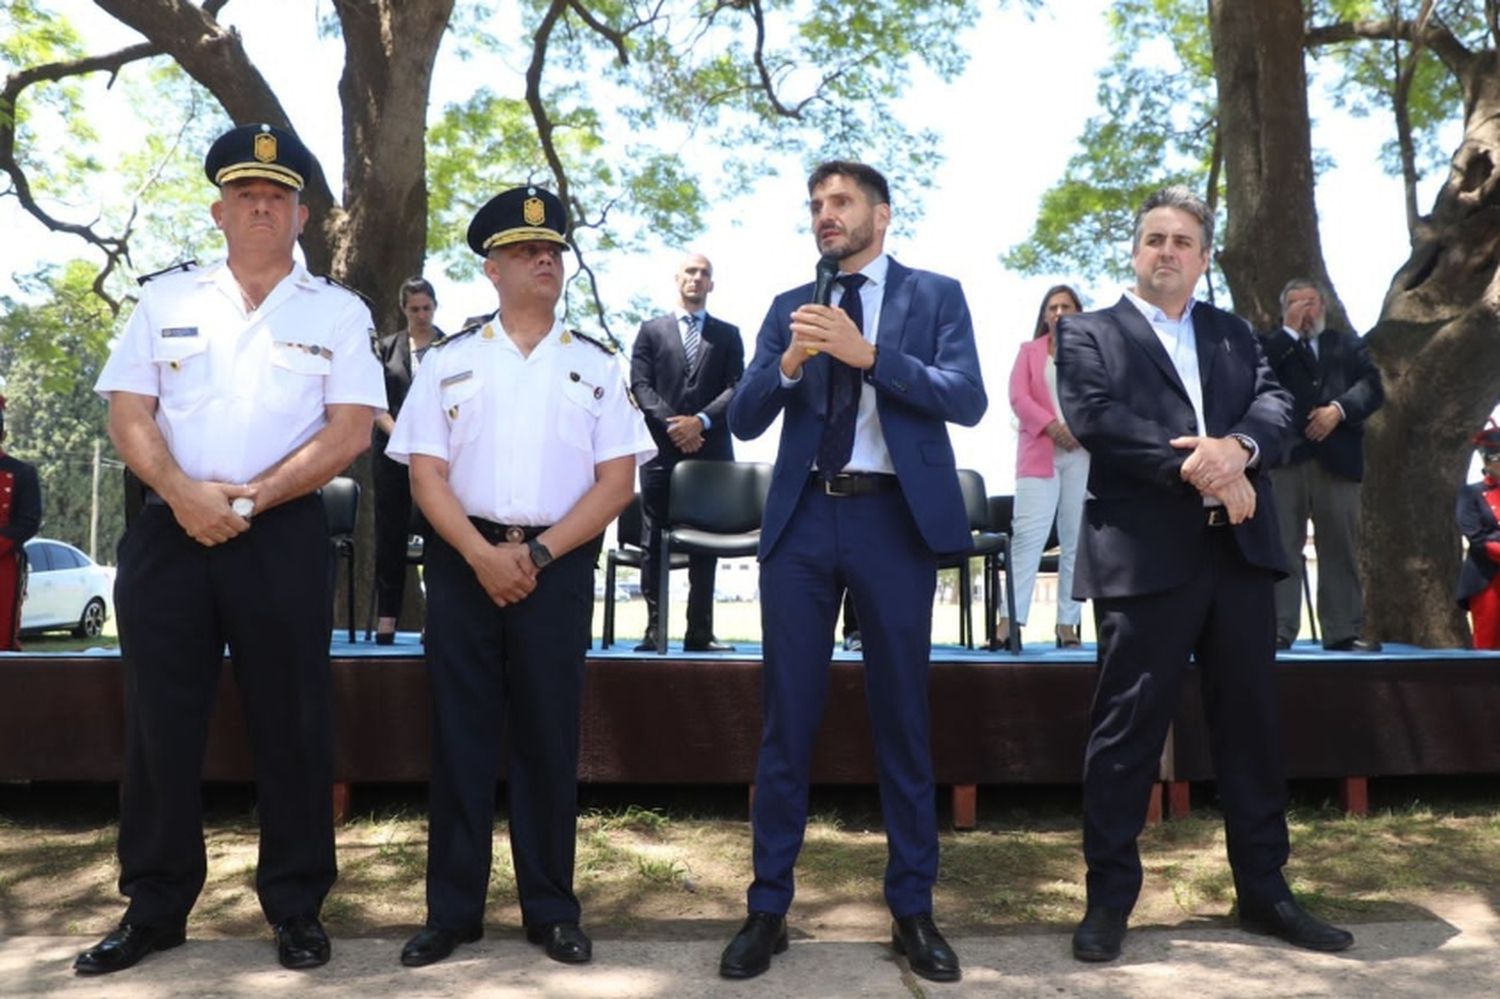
[387,314,656,525]
[95,260,386,482]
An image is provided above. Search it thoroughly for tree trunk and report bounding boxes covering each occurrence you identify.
[1361,49,1500,647]
[1209,0,1349,330]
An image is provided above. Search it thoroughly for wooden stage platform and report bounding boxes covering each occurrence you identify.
[3,638,1498,827]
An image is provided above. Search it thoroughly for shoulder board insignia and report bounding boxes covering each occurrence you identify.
[136,260,197,286]
[462,312,497,328]
[318,275,374,309]
[572,329,620,356]
[433,324,482,350]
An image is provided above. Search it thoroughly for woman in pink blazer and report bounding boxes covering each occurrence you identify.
[1001,285,1089,649]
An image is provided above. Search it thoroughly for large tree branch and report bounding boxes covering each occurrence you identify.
[1306,15,1473,75]
[1,41,163,313]
[92,0,333,218]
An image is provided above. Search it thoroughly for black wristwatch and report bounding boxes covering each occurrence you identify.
[526,538,554,570]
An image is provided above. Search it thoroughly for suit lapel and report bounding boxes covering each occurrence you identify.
[875,258,913,355]
[1111,297,1191,405]
[1193,303,1225,394]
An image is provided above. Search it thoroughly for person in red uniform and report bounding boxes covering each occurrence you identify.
[1455,425,1500,649]
[0,394,44,650]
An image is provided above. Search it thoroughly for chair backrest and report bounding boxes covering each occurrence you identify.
[321,476,361,537]
[987,494,1014,535]
[617,494,645,551]
[955,469,989,532]
[667,460,773,534]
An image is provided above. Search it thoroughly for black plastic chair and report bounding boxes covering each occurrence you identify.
[320,476,360,642]
[935,470,1014,651]
[600,494,688,649]
[984,495,1036,655]
[655,460,773,655]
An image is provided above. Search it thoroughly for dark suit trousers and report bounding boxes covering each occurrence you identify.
[1083,524,1291,912]
[372,445,415,620]
[639,463,717,640]
[420,529,600,931]
[749,486,939,918]
[115,496,337,927]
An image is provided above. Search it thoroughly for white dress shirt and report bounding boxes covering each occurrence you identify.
[387,316,656,525]
[95,259,385,483]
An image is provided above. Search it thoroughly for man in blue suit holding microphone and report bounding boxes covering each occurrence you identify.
[720,161,986,983]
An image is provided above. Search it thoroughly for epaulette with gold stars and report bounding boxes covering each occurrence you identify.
[433,312,495,350]
[136,260,197,286]
[571,329,620,356]
[319,274,374,310]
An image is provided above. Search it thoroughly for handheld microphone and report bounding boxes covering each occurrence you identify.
[806,255,841,355]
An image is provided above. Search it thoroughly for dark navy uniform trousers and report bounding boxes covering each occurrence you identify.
[115,494,337,928]
[420,527,601,932]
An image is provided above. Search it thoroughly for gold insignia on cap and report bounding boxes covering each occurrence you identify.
[254,132,277,163]
[523,196,546,227]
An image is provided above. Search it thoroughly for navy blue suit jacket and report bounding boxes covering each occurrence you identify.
[1256,326,1383,482]
[728,257,987,560]
[629,312,744,467]
[1056,297,1293,600]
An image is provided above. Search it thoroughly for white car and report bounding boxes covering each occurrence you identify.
[20,538,114,638]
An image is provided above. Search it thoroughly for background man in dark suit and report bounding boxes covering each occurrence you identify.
[720,161,986,984]
[1056,185,1353,963]
[1258,278,1384,651]
[629,253,744,652]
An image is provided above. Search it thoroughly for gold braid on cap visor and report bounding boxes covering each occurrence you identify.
[482,227,568,250]
[215,163,304,191]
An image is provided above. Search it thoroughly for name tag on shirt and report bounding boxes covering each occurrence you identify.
[161,327,199,338]
[440,370,474,388]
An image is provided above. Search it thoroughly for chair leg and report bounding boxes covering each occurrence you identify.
[364,557,376,642]
[960,561,972,645]
[951,784,977,830]
[981,554,995,650]
[1001,536,1020,655]
[345,550,355,644]
[658,535,672,655]
[1301,554,1318,644]
[602,553,618,649]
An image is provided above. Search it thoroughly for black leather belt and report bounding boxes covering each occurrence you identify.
[470,517,549,544]
[812,472,902,497]
[1206,507,1230,527]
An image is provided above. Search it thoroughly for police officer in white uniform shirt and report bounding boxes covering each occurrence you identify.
[79,123,386,977]
[387,185,653,969]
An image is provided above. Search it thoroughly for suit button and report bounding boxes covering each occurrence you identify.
[1187,421,1197,433]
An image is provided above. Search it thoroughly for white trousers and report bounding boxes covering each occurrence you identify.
[1007,445,1089,627]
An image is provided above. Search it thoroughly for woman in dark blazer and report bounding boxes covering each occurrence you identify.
[1456,426,1500,649]
[372,277,442,643]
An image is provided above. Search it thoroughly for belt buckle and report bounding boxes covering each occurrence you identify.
[505,526,525,543]
[1207,508,1228,527]
[821,475,849,497]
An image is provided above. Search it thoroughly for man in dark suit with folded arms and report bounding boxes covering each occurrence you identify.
[1056,186,1354,963]
[720,161,986,983]
[630,253,744,652]
[1258,278,1384,652]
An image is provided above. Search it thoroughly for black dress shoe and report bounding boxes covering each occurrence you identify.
[891,913,961,982]
[634,633,661,652]
[1325,637,1382,652]
[400,925,482,967]
[843,631,863,652]
[525,921,592,964]
[374,631,395,646]
[74,921,186,975]
[1072,905,1128,962]
[719,912,787,979]
[683,638,736,653]
[274,913,330,970]
[1239,898,1354,952]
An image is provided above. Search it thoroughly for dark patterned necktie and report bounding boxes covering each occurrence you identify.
[1298,333,1318,373]
[816,273,867,480]
[682,313,701,372]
